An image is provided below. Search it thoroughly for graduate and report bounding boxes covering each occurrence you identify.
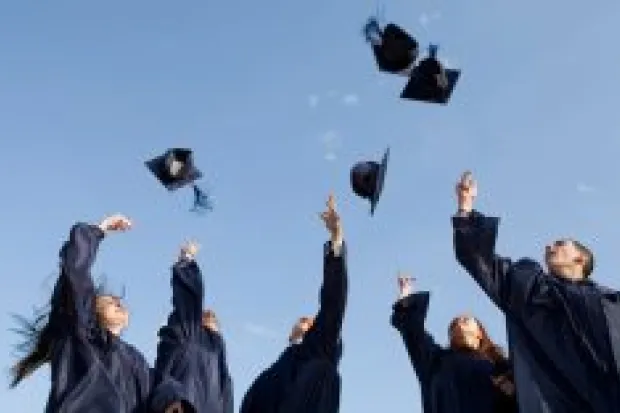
[150,241,233,413]
[391,275,517,413]
[9,214,156,412]
[239,193,348,413]
[452,172,620,413]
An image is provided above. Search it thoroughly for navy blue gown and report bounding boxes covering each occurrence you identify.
[453,210,620,413]
[239,241,348,413]
[45,223,151,413]
[391,291,517,413]
[150,257,233,413]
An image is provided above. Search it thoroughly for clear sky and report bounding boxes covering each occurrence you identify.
[1,1,619,412]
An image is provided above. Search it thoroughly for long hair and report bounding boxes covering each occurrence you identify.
[448,316,507,364]
[9,307,54,388]
[9,265,78,388]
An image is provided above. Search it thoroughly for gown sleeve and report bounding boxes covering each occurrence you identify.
[151,258,205,412]
[216,335,234,413]
[46,223,113,411]
[51,223,105,337]
[299,240,348,361]
[452,211,551,318]
[170,258,204,337]
[390,291,443,384]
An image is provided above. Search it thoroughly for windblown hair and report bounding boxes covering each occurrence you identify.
[9,307,54,388]
[9,268,109,388]
[448,316,507,364]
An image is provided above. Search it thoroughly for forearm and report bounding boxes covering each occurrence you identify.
[170,259,204,326]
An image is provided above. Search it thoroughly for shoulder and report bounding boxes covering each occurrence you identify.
[589,282,620,300]
[511,258,546,278]
[119,340,150,368]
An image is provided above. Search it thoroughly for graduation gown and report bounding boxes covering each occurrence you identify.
[453,211,620,413]
[239,240,348,413]
[391,291,517,413]
[150,258,233,413]
[45,223,151,413]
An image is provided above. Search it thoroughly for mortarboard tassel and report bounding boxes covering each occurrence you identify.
[363,17,383,45]
[426,44,449,89]
[191,184,213,213]
[428,44,439,59]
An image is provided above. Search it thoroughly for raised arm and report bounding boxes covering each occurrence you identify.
[301,238,348,358]
[301,194,348,360]
[165,241,204,339]
[390,276,442,384]
[214,334,234,413]
[50,215,132,332]
[452,172,548,315]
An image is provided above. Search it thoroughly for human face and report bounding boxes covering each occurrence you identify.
[95,295,129,335]
[449,315,482,350]
[545,239,584,280]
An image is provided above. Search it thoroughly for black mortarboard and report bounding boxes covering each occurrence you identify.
[400,45,460,105]
[145,148,213,213]
[364,17,419,74]
[350,147,390,215]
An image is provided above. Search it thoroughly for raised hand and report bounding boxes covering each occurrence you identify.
[455,171,477,213]
[98,214,132,233]
[179,240,200,261]
[397,273,415,299]
[320,193,342,242]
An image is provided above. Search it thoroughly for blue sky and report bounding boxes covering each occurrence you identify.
[1,1,619,411]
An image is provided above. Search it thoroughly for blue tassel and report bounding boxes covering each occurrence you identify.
[191,184,213,213]
[363,17,383,44]
[428,44,439,59]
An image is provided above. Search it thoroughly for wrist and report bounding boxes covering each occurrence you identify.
[457,204,473,214]
[179,252,194,262]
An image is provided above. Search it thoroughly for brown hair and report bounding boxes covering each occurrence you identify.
[573,240,595,278]
[448,316,507,364]
[288,316,314,343]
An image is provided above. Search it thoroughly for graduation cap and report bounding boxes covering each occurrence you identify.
[145,148,213,213]
[400,44,461,105]
[350,147,390,215]
[363,17,419,74]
